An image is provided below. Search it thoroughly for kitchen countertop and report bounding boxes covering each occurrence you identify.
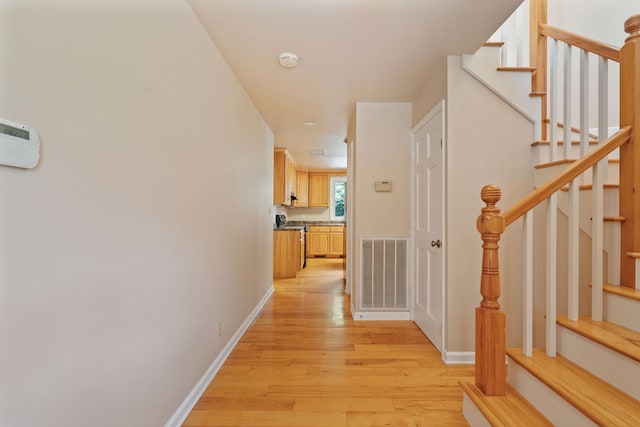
[287,221,345,226]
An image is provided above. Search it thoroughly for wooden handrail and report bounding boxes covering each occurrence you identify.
[539,23,620,62]
[503,126,631,226]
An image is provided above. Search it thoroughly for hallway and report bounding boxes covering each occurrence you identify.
[183,258,473,426]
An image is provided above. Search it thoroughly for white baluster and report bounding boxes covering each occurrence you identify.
[549,39,558,161]
[580,49,589,159]
[546,193,557,357]
[516,4,525,67]
[523,210,533,357]
[568,179,579,321]
[598,57,609,143]
[563,43,572,160]
[501,25,508,67]
[592,161,604,321]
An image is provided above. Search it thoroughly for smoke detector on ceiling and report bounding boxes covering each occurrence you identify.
[279,52,298,68]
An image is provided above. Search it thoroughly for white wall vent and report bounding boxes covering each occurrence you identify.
[359,238,408,311]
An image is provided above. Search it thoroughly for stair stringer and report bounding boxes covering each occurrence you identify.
[461,46,541,139]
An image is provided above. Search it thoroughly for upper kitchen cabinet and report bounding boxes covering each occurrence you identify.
[308,173,329,207]
[274,148,296,206]
[295,170,309,208]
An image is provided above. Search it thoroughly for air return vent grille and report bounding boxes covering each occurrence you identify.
[360,239,408,310]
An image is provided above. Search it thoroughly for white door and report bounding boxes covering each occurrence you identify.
[412,101,444,353]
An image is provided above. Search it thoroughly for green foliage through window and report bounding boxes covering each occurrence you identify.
[334,182,345,217]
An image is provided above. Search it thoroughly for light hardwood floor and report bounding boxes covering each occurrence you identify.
[183,258,474,426]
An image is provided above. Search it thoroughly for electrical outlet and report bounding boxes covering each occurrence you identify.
[217,321,222,337]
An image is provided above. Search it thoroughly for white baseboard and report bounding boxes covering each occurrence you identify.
[164,285,275,427]
[352,311,411,321]
[443,350,475,365]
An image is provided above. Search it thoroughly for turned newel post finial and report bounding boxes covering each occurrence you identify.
[624,14,640,41]
[477,185,505,310]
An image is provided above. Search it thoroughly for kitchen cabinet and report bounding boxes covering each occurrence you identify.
[307,226,329,257]
[307,225,344,257]
[329,226,344,257]
[273,229,303,278]
[274,148,296,206]
[308,173,329,207]
[295,170,309,207]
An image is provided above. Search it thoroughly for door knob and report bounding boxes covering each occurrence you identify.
[431,240,441,248]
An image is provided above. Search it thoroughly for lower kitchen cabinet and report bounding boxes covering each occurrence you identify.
[308,227,329,257]
[329,226,344,256]
[273,230,303,279]
[307,225,344,257]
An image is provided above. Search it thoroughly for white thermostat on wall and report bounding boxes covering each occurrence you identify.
[0,117,40,169]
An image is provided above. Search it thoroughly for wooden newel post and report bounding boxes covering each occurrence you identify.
[620,15,640,288]
[475,185,506,396]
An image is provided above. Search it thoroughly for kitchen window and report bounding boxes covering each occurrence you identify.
[330,176,346,221]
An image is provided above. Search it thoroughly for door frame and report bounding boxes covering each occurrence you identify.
[410,99,446,354]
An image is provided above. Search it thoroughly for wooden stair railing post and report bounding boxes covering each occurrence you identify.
[475,185,506,396]
[530,0,548,141]
[620,15,640,288]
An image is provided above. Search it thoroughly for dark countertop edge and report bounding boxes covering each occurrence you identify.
[286,221,345,226]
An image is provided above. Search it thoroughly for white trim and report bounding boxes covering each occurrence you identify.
[164,285,275,427]
[410,99,447,356]
[442,351,475,365]
[352,311,410,321]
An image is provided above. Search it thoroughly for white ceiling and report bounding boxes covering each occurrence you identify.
[187,0,522,169]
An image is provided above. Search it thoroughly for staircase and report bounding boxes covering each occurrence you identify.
[460,1,640,425]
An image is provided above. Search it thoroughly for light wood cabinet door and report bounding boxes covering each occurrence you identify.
[274,149,296,206]
[329,226,344,256]
[295,170,309,207]
[308,226,329,256]
[308,173,329,207]
[273,230,302,278]
[273,150,287,205]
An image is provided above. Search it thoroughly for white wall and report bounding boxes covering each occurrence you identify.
[445,56,535,352]
[352,103,412,311]
[354,103,412,238]
[0,1,273,426]
[412,58,448,127]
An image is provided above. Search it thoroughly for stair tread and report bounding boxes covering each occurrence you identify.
[603,283,640,301]
[557,315,640,363]
[483,41,504,47]
[531,140,598,146]
[529,92,546,97]
[497,66,537,72]
[461,381,553,426]
[603,216,626,222]
[507,348,640,426]
[535,158,619,169]
[560,183,619,191]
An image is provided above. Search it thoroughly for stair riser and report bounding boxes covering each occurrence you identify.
[532,145,620,165]
[557,326,640,400]
[462,394,492,427]
[507,359,597,426]
[604,292,640,332]
[534,162,619,188]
